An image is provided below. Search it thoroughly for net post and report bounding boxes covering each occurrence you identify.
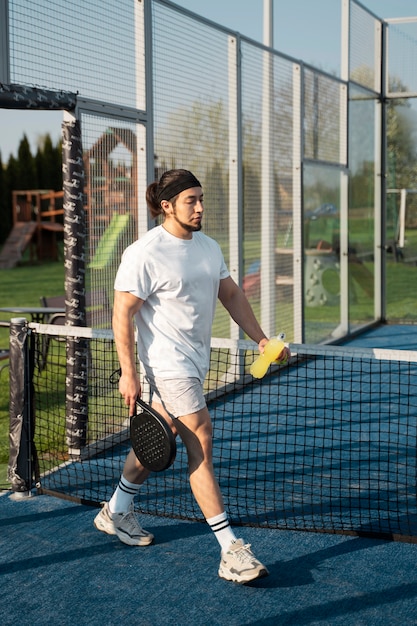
[62,113,89,457]
[7,317,35,498]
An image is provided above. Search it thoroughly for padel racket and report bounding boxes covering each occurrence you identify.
[131,399,176,472]
[109,368,176,472]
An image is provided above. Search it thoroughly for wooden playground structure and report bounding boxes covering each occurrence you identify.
[0,189,64,269]
[0,127,137,271]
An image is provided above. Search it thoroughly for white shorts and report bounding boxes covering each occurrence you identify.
[147,376,206,419]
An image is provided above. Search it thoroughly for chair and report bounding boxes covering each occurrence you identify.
[41,289,112,328]
[40,294,66,326]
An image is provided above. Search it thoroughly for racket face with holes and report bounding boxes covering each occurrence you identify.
[130,400,176,472]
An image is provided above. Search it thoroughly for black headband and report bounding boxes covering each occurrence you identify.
[157,172,201,204]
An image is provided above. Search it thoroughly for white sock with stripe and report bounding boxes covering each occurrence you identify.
[206,512,237,551]
[109,475,141,514]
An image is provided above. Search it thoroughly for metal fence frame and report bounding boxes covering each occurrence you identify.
[0,0,416,343]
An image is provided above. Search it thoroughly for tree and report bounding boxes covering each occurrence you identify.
[0,155,18,243]
[17,135,37,190]
[36,134,62,190]
[350,66,417,192]
[0,134,64,245]
[386,99,417,190]
[0,155,12,244]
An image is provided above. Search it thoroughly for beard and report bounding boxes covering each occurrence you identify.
[172,208,202,232]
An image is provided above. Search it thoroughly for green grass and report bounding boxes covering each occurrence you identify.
[304,260,417,333]
[386,262,417,320]
[0,259,65,487]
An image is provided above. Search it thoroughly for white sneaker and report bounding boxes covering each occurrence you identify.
[94,502,154,546]
[218,539,269,583]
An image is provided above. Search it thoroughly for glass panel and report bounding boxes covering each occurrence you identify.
[303,164,341,342]
[241,43,295,340]
[304,69,343,164]
[152,3,230,337]
[348,85,376,329]
[82,114,142,326]
[387,19,417,96]
[386,97,417,321]
[349,2,381,92]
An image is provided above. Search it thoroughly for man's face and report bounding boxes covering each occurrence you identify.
[163,186,204,238]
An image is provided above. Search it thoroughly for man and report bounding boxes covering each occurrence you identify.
[94,169,289,583]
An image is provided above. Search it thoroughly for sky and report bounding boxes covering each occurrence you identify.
[0,0,416,161]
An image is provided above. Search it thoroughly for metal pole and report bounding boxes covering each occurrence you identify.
[8,317,34,497]
[0,0,10,84]
[261,0,275,336]
[263,0,273,48]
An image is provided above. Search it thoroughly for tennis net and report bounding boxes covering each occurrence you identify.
[13,321,417,542]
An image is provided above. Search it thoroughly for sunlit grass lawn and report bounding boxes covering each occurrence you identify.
[0,259,65,487]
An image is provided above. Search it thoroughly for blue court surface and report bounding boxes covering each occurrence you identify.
[340,323,417,351]
[1,324,417,626]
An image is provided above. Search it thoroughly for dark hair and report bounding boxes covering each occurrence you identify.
[146,181,163,219]
[146,169,201,219]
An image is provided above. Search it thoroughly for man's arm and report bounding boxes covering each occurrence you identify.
[112,289,143,416]
[218,276,290,361]
[218,276,267,347]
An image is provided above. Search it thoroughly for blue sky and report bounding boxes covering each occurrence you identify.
[176,0,417,70]
[1,0,416,161]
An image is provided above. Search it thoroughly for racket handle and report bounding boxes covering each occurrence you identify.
[250,333,286,379]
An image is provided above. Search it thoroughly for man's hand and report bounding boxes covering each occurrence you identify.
[275,346,291,364]
[258,338,269,353]
[119,371,141,417]
[258,337,291,364]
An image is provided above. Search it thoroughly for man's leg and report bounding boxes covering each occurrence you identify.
[173,406,269,583]
[173,406,225,516]
[94,449,153,546]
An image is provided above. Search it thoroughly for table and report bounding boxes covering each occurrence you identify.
[0,306,66,372]
[0,306,65,324]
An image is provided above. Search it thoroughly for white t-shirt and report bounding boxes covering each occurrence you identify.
[114,225,230,382]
